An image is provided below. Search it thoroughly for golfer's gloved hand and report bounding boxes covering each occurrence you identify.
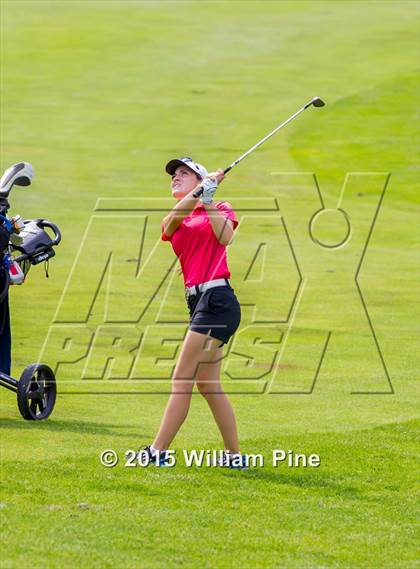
[199,178,218,204]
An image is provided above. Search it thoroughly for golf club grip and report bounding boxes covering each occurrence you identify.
[192,164,233,198]
[193,187,204,198]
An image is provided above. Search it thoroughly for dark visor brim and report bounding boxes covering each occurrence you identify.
[165,159,188,176]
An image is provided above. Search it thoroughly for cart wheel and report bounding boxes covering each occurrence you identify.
[17,364,57,420]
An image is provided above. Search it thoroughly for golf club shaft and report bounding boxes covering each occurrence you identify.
[193,98,321,198]
[223,104,309,174]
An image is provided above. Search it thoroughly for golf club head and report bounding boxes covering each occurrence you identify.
[0,162,34,198]
[311,97,325,107]
[303,97,326,110]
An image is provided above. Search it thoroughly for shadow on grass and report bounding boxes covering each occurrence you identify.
[0,417,147,438]
[218,467,361,498]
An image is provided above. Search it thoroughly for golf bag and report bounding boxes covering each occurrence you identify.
[0,162,61,419]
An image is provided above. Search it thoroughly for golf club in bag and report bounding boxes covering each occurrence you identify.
[0,162,61,420]
[193,96,325,197]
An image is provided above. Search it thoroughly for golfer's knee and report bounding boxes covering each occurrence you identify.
[196,380,221,396]
[172,377,194,394]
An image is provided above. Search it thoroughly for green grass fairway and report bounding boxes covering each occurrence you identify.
[1,1,419,567]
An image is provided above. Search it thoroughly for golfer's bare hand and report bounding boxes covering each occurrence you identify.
[206,169,225,184]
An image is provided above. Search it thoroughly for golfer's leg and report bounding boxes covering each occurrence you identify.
[196,351,240,454]
[152,331,221,451]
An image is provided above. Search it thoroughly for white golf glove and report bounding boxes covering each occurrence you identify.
[199,177,218,204]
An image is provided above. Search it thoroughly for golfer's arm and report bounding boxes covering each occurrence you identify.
[162,187,201,237]
[203,203,234,246]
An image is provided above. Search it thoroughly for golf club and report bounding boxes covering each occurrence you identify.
[193,96,325,198]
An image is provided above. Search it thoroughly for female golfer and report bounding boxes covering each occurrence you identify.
[143,157,245,468]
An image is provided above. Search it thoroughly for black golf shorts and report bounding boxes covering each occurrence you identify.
[186,282,241,347]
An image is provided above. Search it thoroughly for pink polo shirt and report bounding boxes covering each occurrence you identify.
[161,201,239,288]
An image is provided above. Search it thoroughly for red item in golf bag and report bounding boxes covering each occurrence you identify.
[8,259,25,285]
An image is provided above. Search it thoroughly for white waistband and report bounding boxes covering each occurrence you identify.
[185,278,229,297]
